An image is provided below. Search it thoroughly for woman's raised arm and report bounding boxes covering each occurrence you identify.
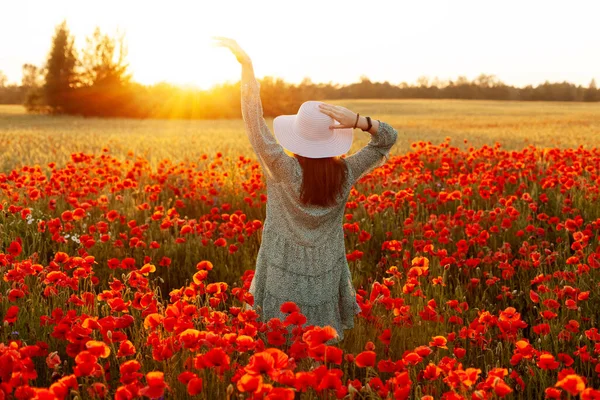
[212,37,295,182]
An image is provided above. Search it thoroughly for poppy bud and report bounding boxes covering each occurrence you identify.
[348,383,358,394]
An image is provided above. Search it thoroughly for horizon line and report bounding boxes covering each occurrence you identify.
[2,71,597,92]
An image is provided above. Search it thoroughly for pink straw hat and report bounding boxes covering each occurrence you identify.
[273,101,353,158]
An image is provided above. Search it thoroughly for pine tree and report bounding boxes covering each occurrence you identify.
[584,78,598,102]
[43,20,79,113]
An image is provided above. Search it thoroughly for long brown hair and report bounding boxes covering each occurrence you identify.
[294,154,348,207]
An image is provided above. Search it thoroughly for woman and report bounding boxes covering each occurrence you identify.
[214,37,398,342]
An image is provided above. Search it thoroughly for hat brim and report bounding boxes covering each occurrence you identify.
[273,115,353,158]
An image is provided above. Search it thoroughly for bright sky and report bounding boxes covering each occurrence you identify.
[1,0,598,90]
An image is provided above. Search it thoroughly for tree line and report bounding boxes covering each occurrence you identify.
[0,21,598,119]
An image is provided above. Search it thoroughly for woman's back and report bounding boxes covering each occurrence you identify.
[261,157,352,247]
[251,159,357,342]
[237,57,398,342]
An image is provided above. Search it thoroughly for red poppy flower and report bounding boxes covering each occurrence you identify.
[106,210,119,222]
[85,340,111,358]
[316,368,343,392]
[294,371,317,393]
[555,374,585,396]
[284,311,307,327]
[74,351,100,377]
[378,329,391,346]
[324,346,343,365]
[120,360,143,385]
[537,354,560,370]
[355,351,376,367]
[8,289,25,302]
[244,351,275,376]
[402,352,423,365]
[202,347,230,374]
[264,348,289,370]
[280,301,300,314]
[453,347,466,359]
[117,340,136,357]
[179,329,203,349]
[493,380,513,397]
[545,387,562,399]
[196,260,214,271]
[302,326,338,347]
[237,373,263,393]
[139,263,156,275]
[7,240,22,257]
[423,363,442,380]
[140,371,168,399]
[429,336,448,349]
[187,377,203,396]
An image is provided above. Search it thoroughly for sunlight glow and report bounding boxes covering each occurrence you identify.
[129,37,242,90]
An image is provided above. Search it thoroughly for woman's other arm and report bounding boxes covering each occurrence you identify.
[318,103,398,182]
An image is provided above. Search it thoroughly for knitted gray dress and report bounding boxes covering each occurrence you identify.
[241,70,398,341]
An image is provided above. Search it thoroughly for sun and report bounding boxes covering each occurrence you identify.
[127,37,242,90]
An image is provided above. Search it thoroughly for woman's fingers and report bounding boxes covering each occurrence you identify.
[319,103,339,112]
[318,103,356,129]
[329,124,349,129]
[212,37,251,64]
[318,103,335,113]
[323,111,343,122]
[212,37,241,52]
[321,104,346,117]
[319,104,342,118]
[320,104,355,129]
[212,36,236,46]
[319,108,334,118]
[318,107,336,118]
[211,37,232,46]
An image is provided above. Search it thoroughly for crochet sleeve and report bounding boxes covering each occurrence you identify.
[343,121,398,182]
[241,63,296,182]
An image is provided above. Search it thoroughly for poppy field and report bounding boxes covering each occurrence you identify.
[1,100,600,399]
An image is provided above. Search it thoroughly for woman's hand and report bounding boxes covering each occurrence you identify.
[212,36,252,65]
[318,103,359,130]
[319,102,380,134]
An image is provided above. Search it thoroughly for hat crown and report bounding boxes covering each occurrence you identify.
[293,101,333,140]
[272,100,352,159]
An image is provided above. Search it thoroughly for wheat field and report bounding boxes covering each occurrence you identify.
[1,100,598,171]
